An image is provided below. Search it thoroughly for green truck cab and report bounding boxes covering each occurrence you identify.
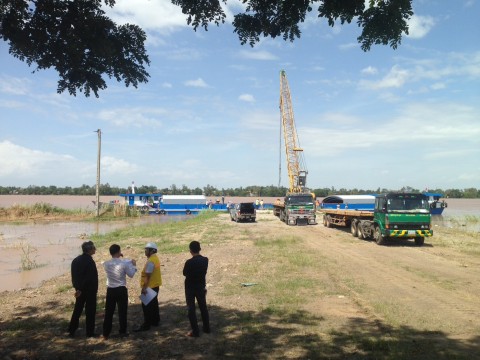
[373,193,432,246]
[273,193,317,225]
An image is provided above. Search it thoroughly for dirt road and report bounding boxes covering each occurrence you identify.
[295,219,480,336]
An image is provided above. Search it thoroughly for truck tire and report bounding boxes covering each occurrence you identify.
[351,220,358,237]
[374,226,386,245]
[323,215,327,227]
[358,225,365,239]
[414,237,425,246]
[325,215,332,228]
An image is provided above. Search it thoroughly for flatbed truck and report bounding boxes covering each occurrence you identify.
[319,193,433,246]
[273,193,316,226]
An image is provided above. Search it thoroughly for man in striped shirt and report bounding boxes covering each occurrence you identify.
[102,244,137,339]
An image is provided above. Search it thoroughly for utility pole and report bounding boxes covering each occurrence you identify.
[95,129,101,217]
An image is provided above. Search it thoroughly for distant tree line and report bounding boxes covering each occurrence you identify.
[1,185,479,199]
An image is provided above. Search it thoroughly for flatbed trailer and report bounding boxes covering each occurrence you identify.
[320,209,373,228]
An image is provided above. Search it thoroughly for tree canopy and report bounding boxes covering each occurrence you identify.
[0,0,150,97]
[174,0,413,50]
[1,0,413,97]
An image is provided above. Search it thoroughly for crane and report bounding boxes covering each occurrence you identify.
[274,70,317,225]
[279,69,308,194]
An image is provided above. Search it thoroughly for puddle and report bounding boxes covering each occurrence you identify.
[0,215,190,292]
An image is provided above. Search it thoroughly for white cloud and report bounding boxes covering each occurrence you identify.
[0,75,31,95]
[0,140,79,180]
[105,0,188,33]
[162,82,172,88]
[184,78,208,88]
[239,50,278,60]
[0,99,25,108]
[406,15,436,39]
[239,94,255,102]
[338,43,358,51]
[240,111,277,131]
[302,102,480,157]
[98,108,164,128]
[102,156,139,176]
[430,82,446,90]
[0,140,144,186]
[359,65,410,89]
[361,66,378,76]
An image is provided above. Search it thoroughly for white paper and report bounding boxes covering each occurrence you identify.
[139,287,157,305]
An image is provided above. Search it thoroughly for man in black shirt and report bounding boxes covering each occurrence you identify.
[183,241,210,337]
[68,241,98,338]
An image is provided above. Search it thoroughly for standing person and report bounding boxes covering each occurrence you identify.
[68,241,98,338]
[260,199,264,209]
[135,242,162,332]
[102,244,137,339]
[183,241,210,337]
[255,199,260,209]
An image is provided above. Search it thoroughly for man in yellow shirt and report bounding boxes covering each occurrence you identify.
[134,242,162,332]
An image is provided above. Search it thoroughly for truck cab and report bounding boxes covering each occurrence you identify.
[374,193,432,245]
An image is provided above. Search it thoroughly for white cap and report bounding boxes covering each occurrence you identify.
[145,242,158,250]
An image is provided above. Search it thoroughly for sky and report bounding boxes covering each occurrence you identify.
[1,0,479,192]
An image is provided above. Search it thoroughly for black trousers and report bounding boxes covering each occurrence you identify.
[68,290,97,336]
[103,286,128,337]
[186,286,210,335]
[141,286,160,327]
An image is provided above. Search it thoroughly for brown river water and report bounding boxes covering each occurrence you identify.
[0,196,478,292]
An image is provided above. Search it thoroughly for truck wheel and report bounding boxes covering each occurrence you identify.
[323,215,327,227]
[351,220,358,237]
[374,226,386,245]
[415,237,425,246]
[325,215,332,228]
[358,225,365,239]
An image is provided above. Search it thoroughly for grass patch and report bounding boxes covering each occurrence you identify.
[245,235,322,315]
[430,225,480,256]
[0,203,90,220]
[55,284,72,293]
[90,211,221,253]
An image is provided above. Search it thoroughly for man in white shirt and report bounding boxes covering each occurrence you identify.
[102,244,137,339]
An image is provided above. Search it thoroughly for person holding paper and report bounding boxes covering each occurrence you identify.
[134,242,162,332]
[183,241,210,337]
[102,244,137,339]
[68,241,98,338]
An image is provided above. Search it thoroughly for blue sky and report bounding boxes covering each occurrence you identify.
[1,0,479,191]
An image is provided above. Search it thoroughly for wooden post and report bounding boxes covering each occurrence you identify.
[95,129,101,217]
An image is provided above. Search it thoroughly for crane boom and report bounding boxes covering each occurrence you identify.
[279,70,308,193]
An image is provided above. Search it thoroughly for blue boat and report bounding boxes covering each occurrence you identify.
[424,192,448,215]
[118,193,229,215]
[118,193,162,212]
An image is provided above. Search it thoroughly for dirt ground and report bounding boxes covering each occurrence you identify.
[1,211,479,359]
